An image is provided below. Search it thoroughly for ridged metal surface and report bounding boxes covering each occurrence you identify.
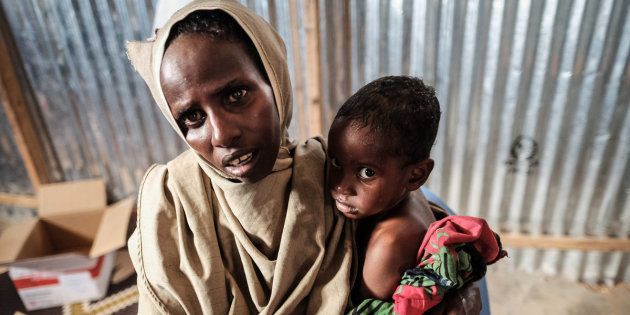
[0,99,33,195]
[1,0,188,200]
[1,0,628,283]
[334,0,630,284]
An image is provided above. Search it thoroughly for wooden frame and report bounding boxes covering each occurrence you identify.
[303,0,323,136]
[0,193,37,208]
[289,0,308,140]
[0,5,50,198]
[500,233,630,252]
[0,7,50,188]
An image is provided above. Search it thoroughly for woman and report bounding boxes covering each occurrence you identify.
[127,1,353,313]
[127,1,479,314]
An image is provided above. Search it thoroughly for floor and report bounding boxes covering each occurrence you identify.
[486,260,630,315]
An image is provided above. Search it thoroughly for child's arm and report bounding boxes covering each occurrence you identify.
[359,227,419,301]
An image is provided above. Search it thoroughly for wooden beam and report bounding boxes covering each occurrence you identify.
[0,193,37,208]
[500,233,630,252]
[303,0,323,136]
[289,0,308,141]
[0,5,50,189]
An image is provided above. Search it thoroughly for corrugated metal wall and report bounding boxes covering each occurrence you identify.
[1,0,628,283]
[1,0,187,199]
[328,0,630,284]
[0,99,33,196]
[0,97,37,224]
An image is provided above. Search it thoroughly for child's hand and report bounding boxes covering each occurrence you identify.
[427,282,482,315]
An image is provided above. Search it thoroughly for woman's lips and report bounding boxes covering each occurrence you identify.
[334,199,358,215]
[227,152,253,166]
[222,150,258,177]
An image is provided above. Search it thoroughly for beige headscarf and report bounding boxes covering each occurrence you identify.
[126,1,354,314]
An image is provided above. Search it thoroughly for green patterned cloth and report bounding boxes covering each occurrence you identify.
[349,216,506,315]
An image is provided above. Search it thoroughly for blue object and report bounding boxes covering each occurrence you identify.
[421,187,492,315]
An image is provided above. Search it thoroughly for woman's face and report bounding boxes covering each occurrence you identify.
[160,33,281,183]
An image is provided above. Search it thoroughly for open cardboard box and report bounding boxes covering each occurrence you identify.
[0,179,135,310]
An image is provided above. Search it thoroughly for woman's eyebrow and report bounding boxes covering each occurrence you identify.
[212,79,241,95]
[171,106,189,120]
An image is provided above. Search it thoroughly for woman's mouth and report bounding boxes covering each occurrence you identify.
[227,152,253,166]
[334,199,359,215]
[223,150,258,177]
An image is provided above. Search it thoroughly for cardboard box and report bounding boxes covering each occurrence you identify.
[0,179,135,311]
[8,252,116,310]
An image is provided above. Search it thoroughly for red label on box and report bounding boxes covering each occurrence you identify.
[12,256,104,289]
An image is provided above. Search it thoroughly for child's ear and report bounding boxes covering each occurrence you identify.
[406,159,434,191]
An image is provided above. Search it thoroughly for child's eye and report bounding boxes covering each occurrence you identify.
[226,89,247,105]
[358,167,376,179]
[330,158,341,168]
[179,109,206,128]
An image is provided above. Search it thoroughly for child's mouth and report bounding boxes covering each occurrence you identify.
[335,199,358,215]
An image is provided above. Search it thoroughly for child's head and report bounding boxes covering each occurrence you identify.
[327,76,441,219]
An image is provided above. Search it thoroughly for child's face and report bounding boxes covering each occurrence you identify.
[160,34,281,183]
[327,120,415,219]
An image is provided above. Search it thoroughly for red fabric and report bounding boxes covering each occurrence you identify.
[417,216,503,264]
[392,216,506,315]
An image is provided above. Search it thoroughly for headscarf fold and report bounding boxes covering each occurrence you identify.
[126,1,354,314]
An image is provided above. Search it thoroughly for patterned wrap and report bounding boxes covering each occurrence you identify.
[350,216,507,315]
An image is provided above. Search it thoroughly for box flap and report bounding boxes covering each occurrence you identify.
[39,179,106,217]
[0,219,50,264]
[41,210,103,250]
[8,252,97,272]
[89,196,135,258]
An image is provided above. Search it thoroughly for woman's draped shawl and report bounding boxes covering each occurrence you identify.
[126,1,354,313]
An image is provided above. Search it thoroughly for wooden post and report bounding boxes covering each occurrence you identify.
[0,5,50,190]
[500,233,630,252]
[303,0,323,136]
[289,0,308,141]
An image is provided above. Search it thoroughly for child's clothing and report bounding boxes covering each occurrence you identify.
[351,216,507,315]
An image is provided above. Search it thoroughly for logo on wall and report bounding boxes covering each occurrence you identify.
[506,135,539,174]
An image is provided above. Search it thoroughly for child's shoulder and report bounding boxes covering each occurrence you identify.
[371,191,435,244]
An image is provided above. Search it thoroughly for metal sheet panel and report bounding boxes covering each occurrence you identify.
[1,0,188,200]
[326,0,630,284]
[0,100,34,195]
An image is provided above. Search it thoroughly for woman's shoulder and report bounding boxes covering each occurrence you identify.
[140,149,198,187]
[296,136,327,157]
[165,149,199,174]
[136,150,202,220]
[291,136,328,173]
[129,152,200,313]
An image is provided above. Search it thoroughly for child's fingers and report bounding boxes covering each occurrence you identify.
[427,282,482,315]
[445,284,482,315]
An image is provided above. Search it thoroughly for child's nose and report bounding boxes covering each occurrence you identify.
[333,172,355,196]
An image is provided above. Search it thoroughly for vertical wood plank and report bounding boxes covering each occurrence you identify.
[304,0,323,136]
[0,5,50,189]
[289,0,308,141]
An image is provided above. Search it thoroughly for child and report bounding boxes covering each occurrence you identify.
[327,76,505,314]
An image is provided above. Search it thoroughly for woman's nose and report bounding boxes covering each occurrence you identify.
[208,111,241,148]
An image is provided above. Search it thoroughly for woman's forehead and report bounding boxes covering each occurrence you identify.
[151,2,291,143]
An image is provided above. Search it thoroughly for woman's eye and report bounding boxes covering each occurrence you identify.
[180,110,205,128]
[226,89,247,104]
[330,158,341,168]
[358,167,376,179]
